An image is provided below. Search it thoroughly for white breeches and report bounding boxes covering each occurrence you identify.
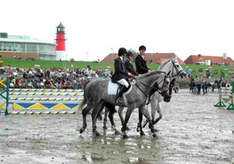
[117,79,129,88]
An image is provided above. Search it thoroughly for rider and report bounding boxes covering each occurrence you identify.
[125,50,138,76]
[112,47,134,104]
[135,45,150,74]
[135,45,152,104]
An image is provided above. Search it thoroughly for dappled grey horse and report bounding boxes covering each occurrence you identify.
[102,58,186,134]
[79,71,170,138]
[79,58,186,138]
[103,85,172,134]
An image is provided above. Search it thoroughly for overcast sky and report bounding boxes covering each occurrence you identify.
[1,0,234,61]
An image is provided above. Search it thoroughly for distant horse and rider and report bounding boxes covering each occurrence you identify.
[79,46,186,138]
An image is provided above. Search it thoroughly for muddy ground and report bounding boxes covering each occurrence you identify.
[0,90,234,164]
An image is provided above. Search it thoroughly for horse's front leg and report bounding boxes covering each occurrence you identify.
[140,105,157,137]
[118,106,130,130]
[121,107,134,138]
[153,102,162,125]
[103,107,108,130]
[136,108,142,130]
[143,94,158,132]
[137,108,145,136]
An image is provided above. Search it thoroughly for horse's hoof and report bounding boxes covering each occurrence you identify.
[140,131,145,136]
[136,127,140,132]
[80,128,84,133]
[152,133,157,138]
[153,129,158,132]
[115,130,121,135]
[151,128,158,133]
[94,131,101,137]
[123,134,128,139]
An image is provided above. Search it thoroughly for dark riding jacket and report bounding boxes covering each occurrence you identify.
[125,58,138,76]
[135,54,149,74]
[111,57,129,83]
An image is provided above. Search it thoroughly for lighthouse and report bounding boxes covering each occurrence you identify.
[56,22,66,60]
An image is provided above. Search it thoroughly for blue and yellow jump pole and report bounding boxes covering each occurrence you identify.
[0,77,9,115]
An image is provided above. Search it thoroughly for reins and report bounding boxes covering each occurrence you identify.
[134,71,168,97]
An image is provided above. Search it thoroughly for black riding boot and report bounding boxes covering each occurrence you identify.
[115,86,126,103]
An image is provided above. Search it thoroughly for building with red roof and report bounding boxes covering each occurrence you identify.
[184,54,234,66]
[102,53,184,64]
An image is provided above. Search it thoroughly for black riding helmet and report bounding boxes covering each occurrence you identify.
[118,47,127,56]
[139,45,146,51]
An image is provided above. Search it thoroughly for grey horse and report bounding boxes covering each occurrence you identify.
[79,58,185,138]
[103,58,185,134]
[103,82,174,134]
[79,71,170,138]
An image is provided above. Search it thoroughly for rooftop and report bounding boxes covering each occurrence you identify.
[0,34,55,45]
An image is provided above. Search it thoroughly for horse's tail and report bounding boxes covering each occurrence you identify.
[79,80,90,110]
[79,95,87,110]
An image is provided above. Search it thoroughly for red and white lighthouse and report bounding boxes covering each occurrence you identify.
[56,22,66,60]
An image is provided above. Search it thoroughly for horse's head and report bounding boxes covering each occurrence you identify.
[156,75,171,102]
[158,58,187,79]
[158,76,177,103]
[171,58,187,78]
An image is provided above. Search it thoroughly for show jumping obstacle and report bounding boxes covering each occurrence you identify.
[0,77,84,115]
[214,81,234,110]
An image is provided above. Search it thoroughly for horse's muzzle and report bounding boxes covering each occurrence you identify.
[161,91,171,102]
[163,94,171,102]
[180,71,187,78]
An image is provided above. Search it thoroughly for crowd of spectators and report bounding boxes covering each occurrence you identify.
[189,77,232,95]
[0,65,112,89]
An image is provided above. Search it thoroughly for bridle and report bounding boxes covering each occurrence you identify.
[134,71,169,98]
[170,60,183,78]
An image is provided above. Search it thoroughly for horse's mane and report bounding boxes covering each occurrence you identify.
[138,70,164,79]
[157,59,172,70]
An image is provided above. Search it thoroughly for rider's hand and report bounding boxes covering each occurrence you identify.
[128,72,134,77]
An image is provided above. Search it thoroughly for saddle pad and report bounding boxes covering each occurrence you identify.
[107,81,119,95]
[107,80,134,96]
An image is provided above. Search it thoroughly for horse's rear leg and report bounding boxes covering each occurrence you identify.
[92,101,105,137]
[80,104,93,133]
[108,110,121,135]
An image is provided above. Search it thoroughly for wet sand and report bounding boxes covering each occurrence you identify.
[0,90,234,164]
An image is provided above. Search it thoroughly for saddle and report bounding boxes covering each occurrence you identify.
[108,80,133,96]
[108,80,133,106]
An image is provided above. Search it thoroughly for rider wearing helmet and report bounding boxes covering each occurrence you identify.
[112,47,134,104]
[125,50,138,76]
